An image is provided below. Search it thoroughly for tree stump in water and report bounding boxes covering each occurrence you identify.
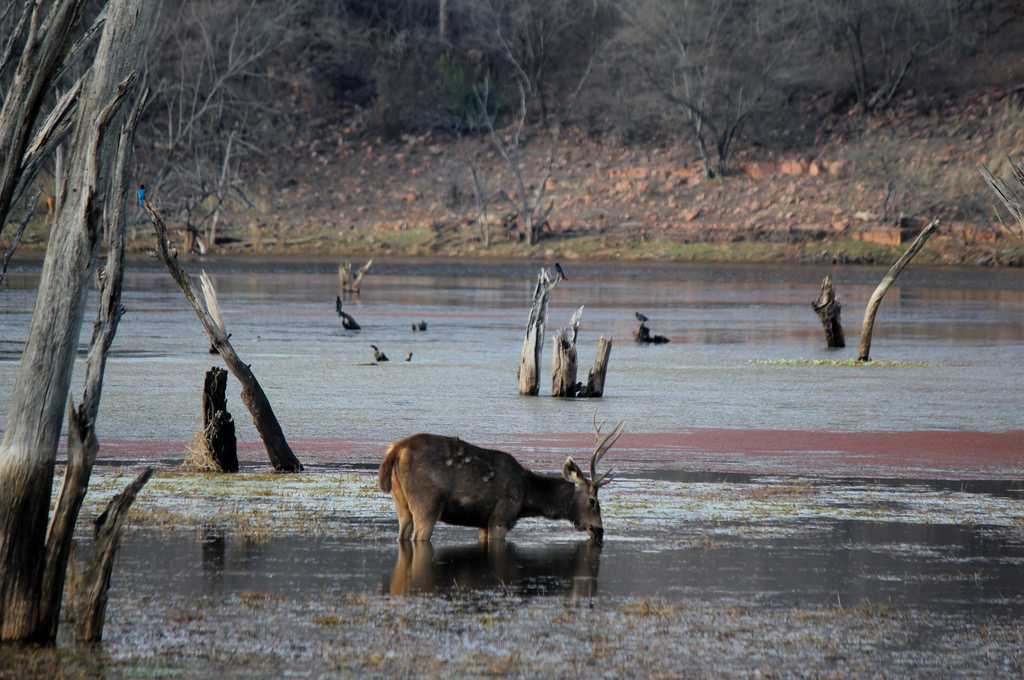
[551,330,579,397]
[812,274,845,348]
[517,268,561,395]
[578,336,612,398]
[189,367,238,472]
[634,322,669,344]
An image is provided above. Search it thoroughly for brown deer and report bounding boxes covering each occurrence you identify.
[378,419,623,544]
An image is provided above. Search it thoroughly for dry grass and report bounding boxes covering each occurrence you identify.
[741,484,817,500]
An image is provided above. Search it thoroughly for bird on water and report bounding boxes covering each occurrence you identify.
[371,345,389,362]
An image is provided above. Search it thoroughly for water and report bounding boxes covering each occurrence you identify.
[2,258,1023,444]
[1,257,1022,677]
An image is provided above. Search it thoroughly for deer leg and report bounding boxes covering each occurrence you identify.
[390,480,413,542]
[485,524,508,542]
[410,499,442,542]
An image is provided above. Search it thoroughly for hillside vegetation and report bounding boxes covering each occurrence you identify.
[6,0,1024,265]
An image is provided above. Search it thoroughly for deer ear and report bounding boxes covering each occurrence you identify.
[562,456,587,486]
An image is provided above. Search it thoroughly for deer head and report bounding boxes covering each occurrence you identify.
[562,417,623,543]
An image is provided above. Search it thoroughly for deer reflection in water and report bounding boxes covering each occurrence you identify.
[385,541,602,599]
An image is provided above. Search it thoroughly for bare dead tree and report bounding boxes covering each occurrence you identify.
[0,0,159,644]
[618,0,789,178]
[552,305,584,397]
[858,220,938,362]
[474,78,554,245]
[980,158,1024,239]
[147,202,304,473]
[339,259,373,294]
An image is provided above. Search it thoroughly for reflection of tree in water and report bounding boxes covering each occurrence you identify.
[200,525,226,576]
[386,541,601,599]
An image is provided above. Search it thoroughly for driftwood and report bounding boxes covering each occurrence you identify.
[517,267,562,395]
[634,321,669,344]
[339,259,373,294]
[187,367,238,472]
[812,274,845,349]
[858,220,938,362]
[147,202,303,472]
[74,467,153,642]
[335,295,360,330]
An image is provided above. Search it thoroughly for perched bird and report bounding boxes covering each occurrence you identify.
[405,352,413,362]
[371,345,389,362]
[416,320,427,331]
[554,262,567,280]
[635,312,649,323]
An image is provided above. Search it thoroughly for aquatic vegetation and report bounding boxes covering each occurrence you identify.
[752,358,930,368]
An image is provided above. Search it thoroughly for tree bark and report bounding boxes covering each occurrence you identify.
[812,274,845,349]
[579,337,612,398]
[551,329,578,397]
[857,220,938,362]
[147,203,303,472]
[75,467,153,643]
[189,367,239,473]
[0,0,158,642]
[517,268,560,395]
[0,0,86,234]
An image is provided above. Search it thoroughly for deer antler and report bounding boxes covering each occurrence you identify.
[590,414,623,487]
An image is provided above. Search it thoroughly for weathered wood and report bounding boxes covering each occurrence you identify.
[812,274,845,349]
[516,267,561,395]
[36,81,149,643]
[75,467,153,643]
[339,259,373,293]
[147,203,303,472]
[858,219,938,362]
[0,0,157,642]
[579,336,612,398]
[187,367,239,473]
[552,306,583,397]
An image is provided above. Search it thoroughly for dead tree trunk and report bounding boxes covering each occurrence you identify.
[188,367,238,472]
[0,0,157,643]
[812,274,845,349]
[147,203,303,472]
[552,306,583,397]
[858,220,938,362]
[74,467,153,643]
[339,259,373,294]
[517,267,561,395]
[579,337,612,398]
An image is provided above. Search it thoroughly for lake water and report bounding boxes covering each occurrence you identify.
[1,257,1022,677]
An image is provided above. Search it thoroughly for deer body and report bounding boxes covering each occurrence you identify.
[379,426,621,543]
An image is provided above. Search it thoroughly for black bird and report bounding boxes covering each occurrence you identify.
[635,312,649,323]
[554,262,567,280]
[336,296,360,330]
[371,345,389,362]
[405,351,413,362]
[336,296,343,316]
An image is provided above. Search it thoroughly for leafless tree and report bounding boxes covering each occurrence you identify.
[981,156,1024,240]
[0,0,158,644]
[618,0,791,178]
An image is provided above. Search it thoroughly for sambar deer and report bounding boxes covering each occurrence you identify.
[378,419,623,543]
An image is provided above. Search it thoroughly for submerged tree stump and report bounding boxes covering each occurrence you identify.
[339,259,373,294]
[517,267,561,395]
[858,220,938,362]
[578,336,612,398]
[552,306,583,397]
[189,367,238,472]
[812,274,845,349]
